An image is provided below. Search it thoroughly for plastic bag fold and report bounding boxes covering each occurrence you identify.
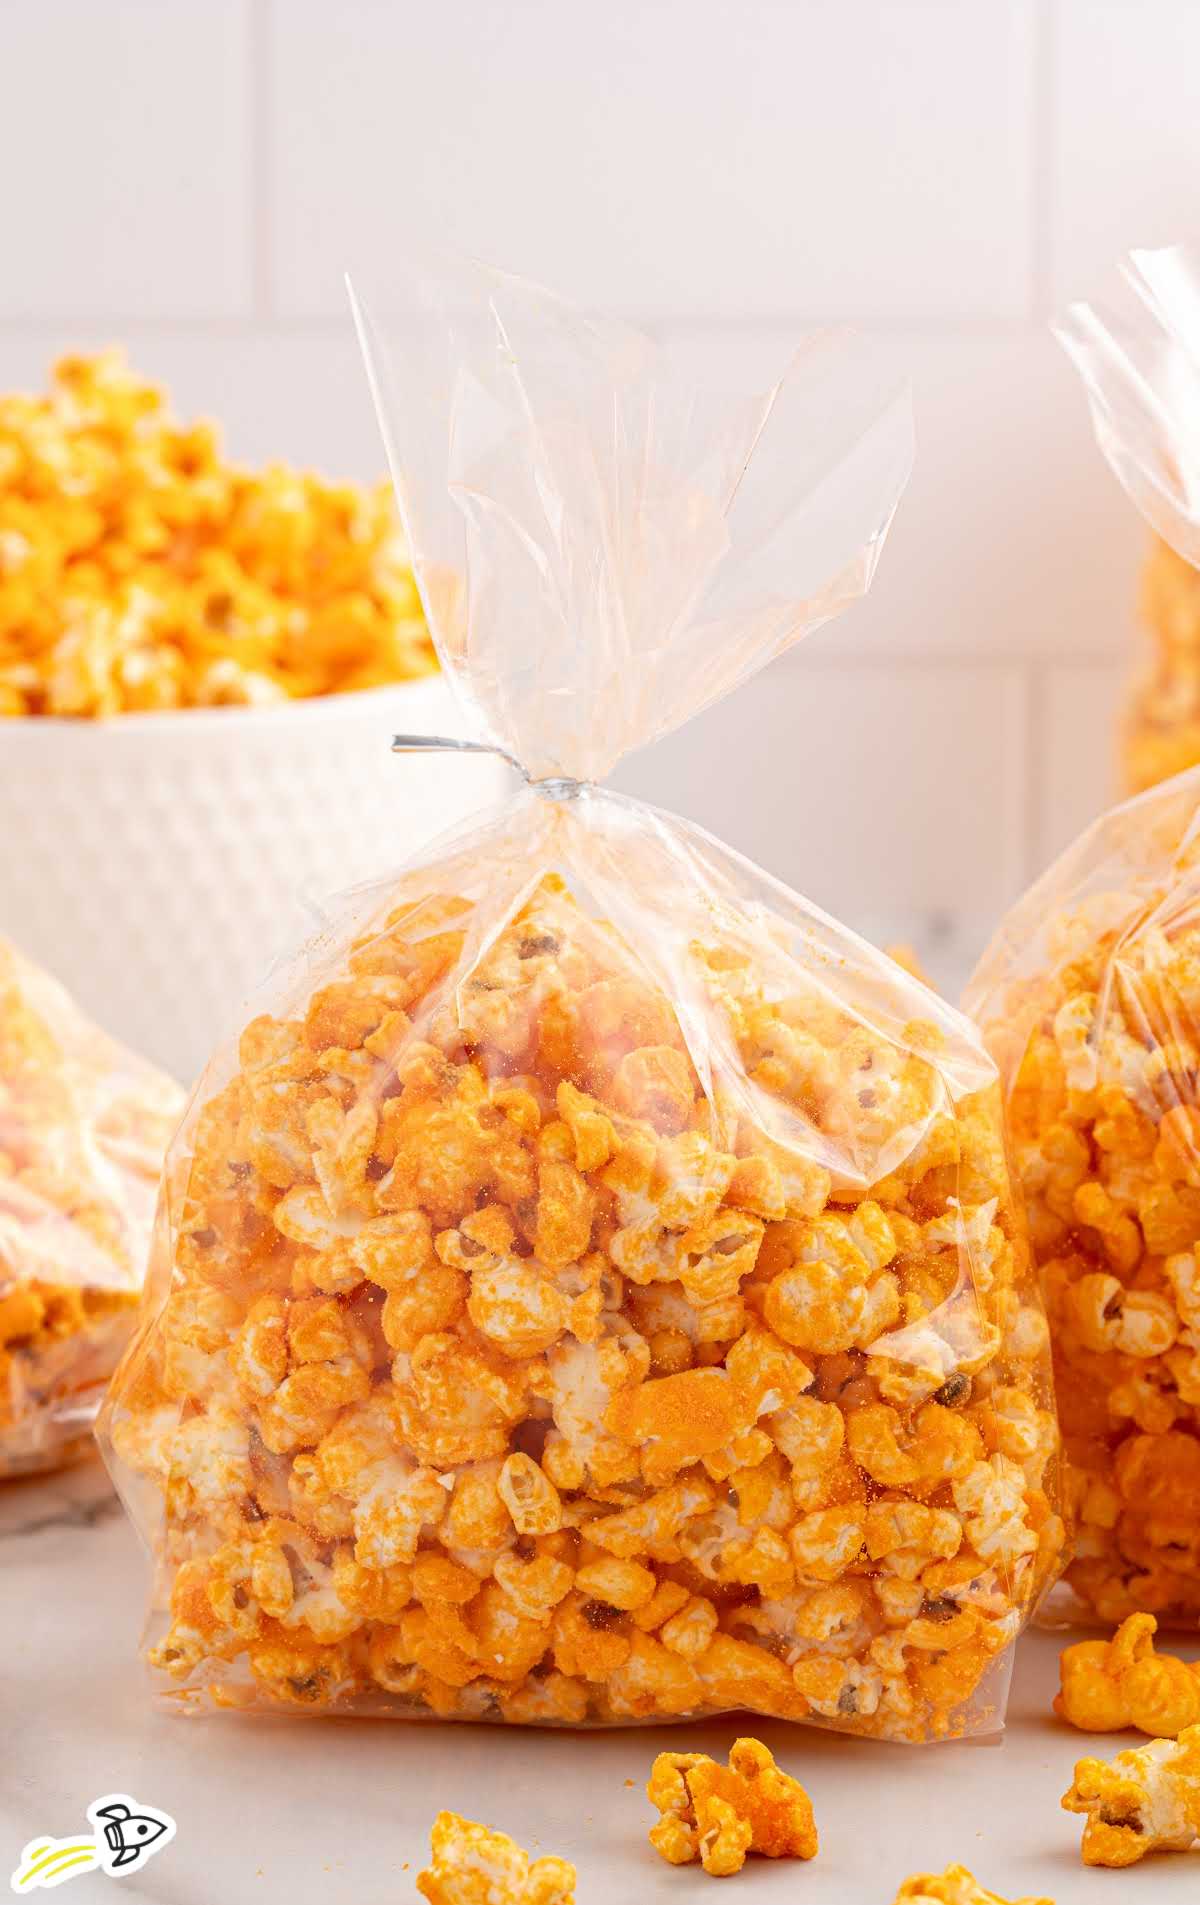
[1058,242,1200,793]
[351,260,913,784]
[0,939,183,1475]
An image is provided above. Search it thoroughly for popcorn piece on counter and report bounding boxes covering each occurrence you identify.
[646,1737,817,1876]
[0,937,183,1475]
[1056,1613,1200,1737]
[102,868,1060,1739]
[416,1811,575,1905]
[892,1867,1053,1905]
[1062,1723,1200,1867]
[0,351,435,716]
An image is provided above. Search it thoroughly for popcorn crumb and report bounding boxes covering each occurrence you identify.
[416,1811,574,1904]
[892,1866,1053,1905]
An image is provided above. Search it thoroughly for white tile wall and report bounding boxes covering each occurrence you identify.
[1037,661,1126,866]
[268,0,1037,322]
[1052,1,1200,303]
[613,660,1029,995]
[0,0,1185,995]
[0,1,252,319]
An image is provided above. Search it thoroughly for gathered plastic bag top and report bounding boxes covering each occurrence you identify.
[0,938,183,1475]
[352,260,912,786]
[1056,241,1200,570]
[1058,242,1200,794]
[966,769,1200,1628]
[100,263,1061,1739]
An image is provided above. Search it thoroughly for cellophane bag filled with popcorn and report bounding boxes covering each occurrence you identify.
[0,939,183,1475]
[99,263,1062,1738]
[1057,242,1200,795]
[966,772,1200,1628]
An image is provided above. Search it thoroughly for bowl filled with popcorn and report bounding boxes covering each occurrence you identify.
[0,353,506,1083]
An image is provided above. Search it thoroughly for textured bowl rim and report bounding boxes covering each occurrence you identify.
[0,673,456,742]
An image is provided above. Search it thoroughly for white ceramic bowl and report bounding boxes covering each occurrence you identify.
[0,676,508,1084]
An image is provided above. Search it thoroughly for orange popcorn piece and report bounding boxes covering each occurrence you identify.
[1062,1724,1200,1866]
[892,1868,1054,1905]
[1056,1613,1200,1738]
[605,1366,747,1483]
[417,1811,575,1905]
[646,1737,817,1876]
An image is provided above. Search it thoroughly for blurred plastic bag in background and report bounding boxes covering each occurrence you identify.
[1058,242,1200,794]
[100,262,1061,1738]
[0,939,183,1476]
[966,768,1200,1630]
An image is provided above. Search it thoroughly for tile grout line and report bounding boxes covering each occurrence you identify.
[778,650,1127,672]
[1030,0,1058,323]
[249,0,272,319]
[0,312,1047,341]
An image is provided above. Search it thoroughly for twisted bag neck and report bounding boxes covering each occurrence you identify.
[350,257,913,785]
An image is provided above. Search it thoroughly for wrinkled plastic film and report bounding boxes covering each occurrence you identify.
[350,260,913,783]
[100,265,1060,1737]
[1058,243,1200,794]
[1056,243,1200,569]
[0,939,183,1476]
[966,767,1200,1629]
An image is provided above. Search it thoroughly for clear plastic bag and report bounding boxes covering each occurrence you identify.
[99,263,1061,1737]
[1058,242,1200,794]
[965,770,1200,1628]
[0,938,183,1476]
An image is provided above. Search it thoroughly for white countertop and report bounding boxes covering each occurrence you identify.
[3,1456,1195,1905]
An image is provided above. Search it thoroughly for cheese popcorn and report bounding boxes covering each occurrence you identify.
[0,351,434,716]
[892,1869,1053,1905]
[0,938,182,1473]
[1056,1614,1200,1737]
[101,867,1059,1738]
[1123,538,1200,795]
[100,257,1059,1740]
[966,769,1200,1627]
[646,1737,817,1876]
[1062,1724,1200,1866]
[417,1812,575,1905]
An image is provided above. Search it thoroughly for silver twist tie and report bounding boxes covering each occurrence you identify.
[392,735,584,801]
